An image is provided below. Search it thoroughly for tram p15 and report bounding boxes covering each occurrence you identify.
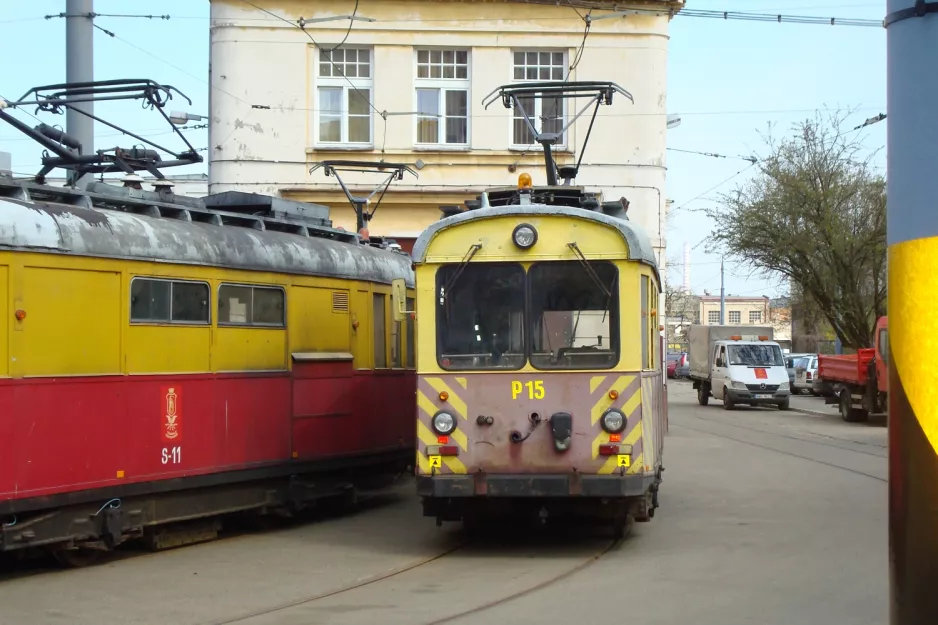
[397,81,666,536]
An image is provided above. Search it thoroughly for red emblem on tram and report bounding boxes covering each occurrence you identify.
[161,386,182,442]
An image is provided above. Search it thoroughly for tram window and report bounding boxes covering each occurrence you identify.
[374,293,387,368]
[218,284,285,327]
[131,278,209,324]
[641,275,649,368]
[437,263,525,370]
[391,315,402,368]
[406,297,416,368]
[529,261,619,370]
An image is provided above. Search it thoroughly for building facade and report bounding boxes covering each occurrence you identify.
[208,0,683,258]
[699,296,771,327]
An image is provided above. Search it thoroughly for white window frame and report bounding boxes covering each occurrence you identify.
[414,48,471,149]
[510,49,568,150]
[316,46,374,147]
[707,310,720,324]
[728,310,741,324]
[749,310,762,324]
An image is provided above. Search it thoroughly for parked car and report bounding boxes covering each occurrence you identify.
[667,352,681,378]
[785,353,812,387]
[794,354,820,395]
[675,352,690,378]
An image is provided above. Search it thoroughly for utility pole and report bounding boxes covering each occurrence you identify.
[65,0,94,187]
[886,1,938,623]
[719,257,725,324]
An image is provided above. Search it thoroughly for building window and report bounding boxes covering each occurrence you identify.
[416,49,469,146]
[511,51,566,148]
[131,278,210,324]
[318,47,372,145]
[729,310,741,324]
[373,293,387,368]
[218,284,285,327]
[707,310,720,324]
[749,310,762,324]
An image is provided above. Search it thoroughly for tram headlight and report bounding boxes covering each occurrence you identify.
[512,223,538,249]
[432,411,456,435]
[601,409,626,434]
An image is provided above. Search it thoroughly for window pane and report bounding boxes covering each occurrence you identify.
[349,115,370,142]
[358,62,370,78]
[131,279,170,322]
[418,49,429,63]
[346,48,357,63]
[456,66,468,79]
[437,263,525,370]
[344,64,358,78]
[418,65,429,78]
[526,67,537,80]
[417,117,439,143]
[552,67,564,80]
[529,262,619,370]
[527,52,537,64]
[513,67,524,80]
[456,50,467,65]
[552,52,564,65]
[358,48,369,62]
[373,294,387,368]
[320,87,341,112]
[219,285,252,324]
[445,90,467,116]
[443,65,454,79]
[320,117,341,142]
[641,276,649,367]
[514,52,525,65]
[445,117,467,144]
[539,67,550,80]
[431,49,442,63]
[171,282,209,323]
[406,297,415,368]
[417,89,440,115]
[539,52,550,65]
[319,62,332,77]
[391,320,401,367]
[443,50,454,64]
[254,288,285,325]
[320,88,342,141]
[348,88,370,115]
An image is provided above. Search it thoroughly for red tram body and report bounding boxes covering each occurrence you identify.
[0,179,416,560]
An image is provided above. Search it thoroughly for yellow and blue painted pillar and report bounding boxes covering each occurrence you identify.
[886,1,938,622]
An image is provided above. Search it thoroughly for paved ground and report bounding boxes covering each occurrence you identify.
[0,381,887,625]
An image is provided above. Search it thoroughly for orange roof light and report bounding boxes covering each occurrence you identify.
[439,391,449,402]
[729,335,742,341]
[758,335,769,341]
[518,173,533,189]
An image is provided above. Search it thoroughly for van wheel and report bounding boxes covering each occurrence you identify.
[722,388,734,411]
[697,384,709,406]
[778,397,790,410]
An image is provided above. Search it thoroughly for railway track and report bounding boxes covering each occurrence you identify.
[204,532,622,625]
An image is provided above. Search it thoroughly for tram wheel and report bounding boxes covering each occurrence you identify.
[612,515,634,540]
[53,548,103,568]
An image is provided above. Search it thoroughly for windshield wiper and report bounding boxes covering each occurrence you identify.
[567,242,612,299]
[442,243,482,299]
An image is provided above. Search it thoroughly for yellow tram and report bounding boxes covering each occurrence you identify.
[395,81,667,536]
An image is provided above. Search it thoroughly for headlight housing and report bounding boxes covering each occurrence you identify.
[779,381,790,390]
[601,409,626,434]
[512,223,538,249]
[731,380,748,389]
[432,411,456,435]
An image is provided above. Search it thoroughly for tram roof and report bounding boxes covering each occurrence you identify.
[412,204,659,278]
[0,193,414,287]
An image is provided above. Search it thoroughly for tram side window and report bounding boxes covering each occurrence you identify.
[131,278,209,324]
[390,312,402,368]
[529,261,619,370]
[374,293,387,368]
[406,297,416,369]
[218,284,285,326]
[641,275,650,368]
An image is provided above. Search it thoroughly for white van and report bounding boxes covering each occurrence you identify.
[687,325,792,410]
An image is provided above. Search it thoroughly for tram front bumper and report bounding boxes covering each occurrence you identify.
[417,474,656,498]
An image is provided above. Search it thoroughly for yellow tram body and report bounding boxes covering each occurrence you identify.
[405,193,666,531]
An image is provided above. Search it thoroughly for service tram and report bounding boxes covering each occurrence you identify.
[0,80,417,564]
[399,81,667,536]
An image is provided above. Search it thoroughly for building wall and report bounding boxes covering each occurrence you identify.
[698,297,771,327]
[208,0,681,273]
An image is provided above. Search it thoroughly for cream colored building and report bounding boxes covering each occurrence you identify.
[699,296,771,327]
[208,0,683,256]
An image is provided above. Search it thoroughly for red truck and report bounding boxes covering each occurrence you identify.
[818,316,888,422]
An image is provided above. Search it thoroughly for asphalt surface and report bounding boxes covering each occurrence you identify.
[0,380,887,625]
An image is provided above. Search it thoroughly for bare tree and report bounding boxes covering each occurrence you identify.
[705,112,886,349]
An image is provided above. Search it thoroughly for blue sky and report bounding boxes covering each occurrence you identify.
[0,1,887,298]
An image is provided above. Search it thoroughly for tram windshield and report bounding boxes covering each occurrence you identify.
[728,344,784,367]
[436,263,526,370]
[529,261,619,369]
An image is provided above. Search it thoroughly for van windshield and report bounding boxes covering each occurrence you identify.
[728,344,784,367]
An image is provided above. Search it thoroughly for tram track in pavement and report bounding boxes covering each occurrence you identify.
[671,421,886,483]
[204,532,623,625]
